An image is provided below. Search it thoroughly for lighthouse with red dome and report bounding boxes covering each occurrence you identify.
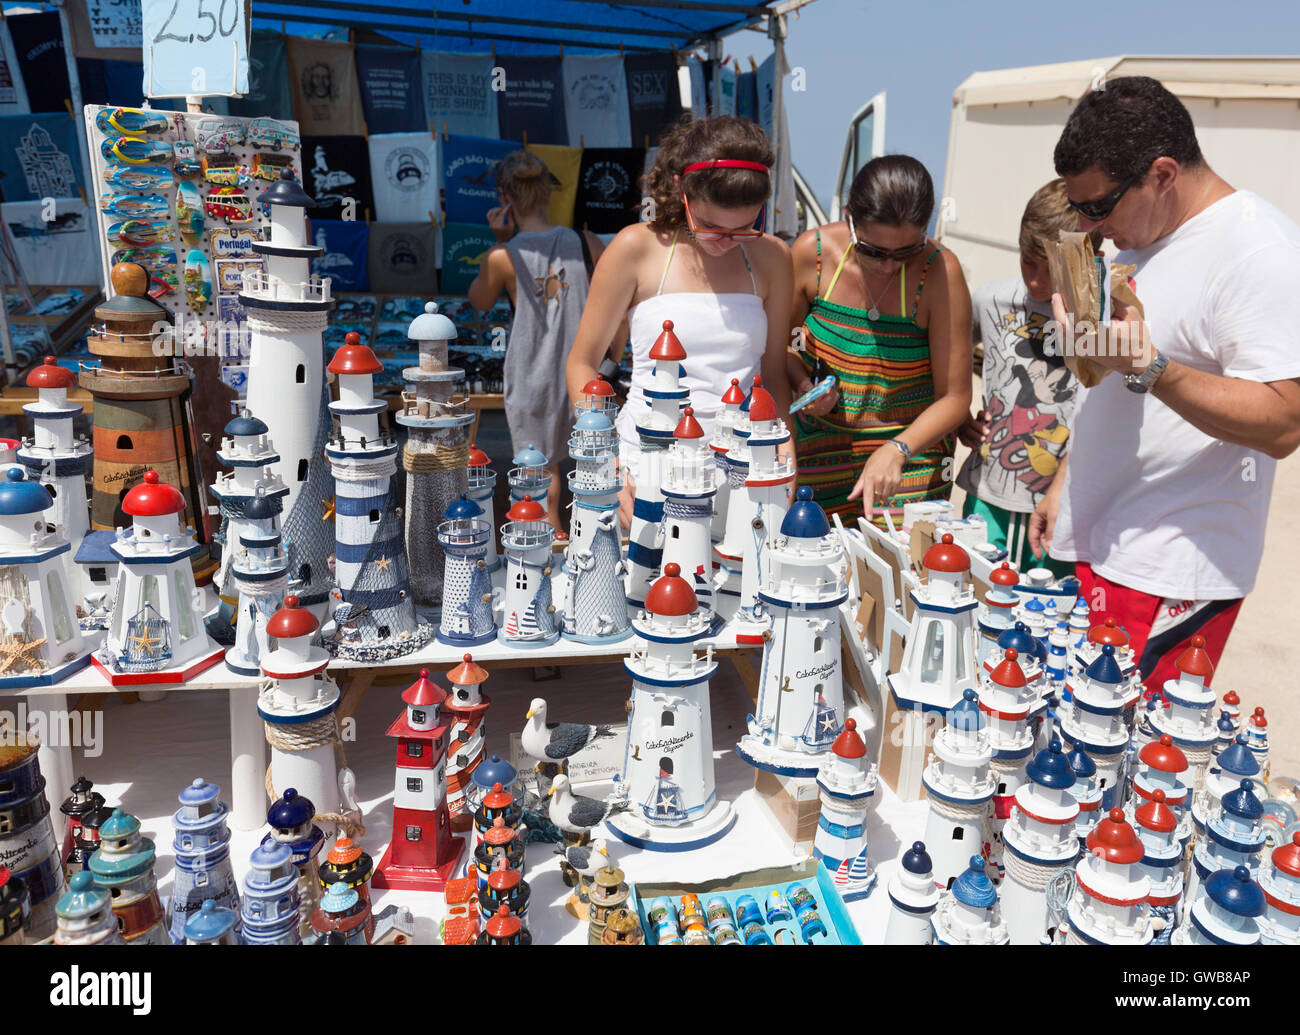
[607,562,734,851]
[94,470,223,683]
[498,495,558,648]
[373,668,466,891]
[708,377,747,617]
[659,406,719,623]
[977,561,1020,650]
[1149,635,1219,779]
[442,653,491,832]
[1062,808,1153,945]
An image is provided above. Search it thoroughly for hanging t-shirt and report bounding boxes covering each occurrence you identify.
[368,132,439,223]
[623,52,682,149]
[354,45,423,135]
[527,143,582,228]
[287,37,365,137]
[368,221,438,295]
[561,54,631,148]
[0,113,83,203]
[302,135,375,221]
[0,21,30,114]
[8,12,68,115]
[1052,191,1300,599]
[756,52,777,138]
[736,70,757,121]
[574,147,644,234]
[716,65,737,116]
[440,221,497,295]
[496,55,566,146]
[310,219,369,292]
[421,51,498,139]
[687,58,707,119]
[955,278,1075,513]
[228,31,293,120]
[2,197,97,284]
[442,133,519,225]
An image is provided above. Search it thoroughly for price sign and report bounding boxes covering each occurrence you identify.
[142,0,249,98]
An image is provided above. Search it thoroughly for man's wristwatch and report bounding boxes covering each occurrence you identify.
[887,438,911,460]
[1124,349,1169,394]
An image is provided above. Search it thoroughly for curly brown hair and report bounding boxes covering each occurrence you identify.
[643,115,773,232]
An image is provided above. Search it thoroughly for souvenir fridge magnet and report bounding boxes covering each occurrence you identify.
[185,250,213,311]
[107,219,174,246]
[95,107,170,136]
[103,164,173,192]
[99,193,169,220]
[209,227,258,258]
[172,141,201,177]
[214,258,262,293]
[204,187,253,226]
[100,137,171,166]
[249,117,300,152]
[176,181,204,238]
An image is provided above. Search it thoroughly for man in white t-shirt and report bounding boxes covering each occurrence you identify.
[1029,76,1300,695]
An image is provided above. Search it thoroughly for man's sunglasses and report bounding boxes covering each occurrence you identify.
[847,214,928,262]
[682,193,765,241]
[1066,170,1145,221]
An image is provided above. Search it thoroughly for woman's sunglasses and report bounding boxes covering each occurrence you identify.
[847,214,928,261]
[682,193,765,241]
[1066,170,1145,221]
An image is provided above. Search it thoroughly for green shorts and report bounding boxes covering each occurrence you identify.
[961,494,1075,579]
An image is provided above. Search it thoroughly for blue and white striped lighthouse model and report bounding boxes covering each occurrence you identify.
[626,320,688,613]
[436,494,496,647]
[1193,734,1259,837]
[324,334,430,660]
[223,488,290,676]
[737,485,850,777]
[659,406,718,623]
[507,444,551,506]
[1173,865,1265,946]
[608,563,734,852]
[921,689,996,891]
[811,719,877,899]
[884,842,940,945]
[498,495,558,648]
[1057,644,1129,809]
[561,382,630,645]
[931,855,1009,944]
[240,840,301,945]
[1188,778,1267,907]
[166,777,240,944]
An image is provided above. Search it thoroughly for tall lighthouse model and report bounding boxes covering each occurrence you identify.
[239,171,335,607]
[397,302,474,610]
[372,669,467,891]
[811,718,878,898]
[436,495,496,647]
[498,496,558,648]
[1057,644,1130,808]
[222,489,290,677]
[920,688,996,890]
[978,647,1036,858]
[325,334,430,659]
[625,320,687,611]
[608,563,735,851]
[736,485,849,777]
[659,406,718,621]
[443,652,492,832]
[709,378,747,618]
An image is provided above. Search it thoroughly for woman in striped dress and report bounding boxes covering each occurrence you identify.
[787,155,972,527]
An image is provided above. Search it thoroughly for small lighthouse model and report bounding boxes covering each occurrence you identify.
[0,742,64,940]
[436,494,496,646]
[325,333,430,660]
[88,808,168,944]
[466,445,499,572]
[561,382,630,645]
[709,377,746,553]
[372,669,467,891]
[0,467,92,687]
[930,855,1009,945]
[498,495,558,648]
[713,389,752,633]
[884,841,940,945]
[443,652,492,832]
[1194,735,1259,837]
[1129,734,1192,842]
[1174,865,1266,946]
[1245,707,1269,779]
[1063,808,1152,945]
[1148,635,1218,780]
[1132,789,1184,944]
[257,596,341,815]
[737,485,849,777]
[921,688,996,890]
[659,406,718,621]
[17,357,92,597]
[240,171,334,606]
[977,561,1020,649]
[507,443,551,506]
[1189,778,1266,905]
[626,320,687,611]
[222,489,290,677]
[262,788,324,939]
[93,470,224,684]
[53,871,122,946]
[397,302,474,610]
[978,647,1036,848]
[1057,644,1129,808]
[166,777,240,944]
[1258,831,1300,946]
[1000,739,1080,945]
[608,563,734,851]
[239,840,301,945]
[811,718,878,899]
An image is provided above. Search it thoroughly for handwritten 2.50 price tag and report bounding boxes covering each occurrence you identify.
[142,0,250,98]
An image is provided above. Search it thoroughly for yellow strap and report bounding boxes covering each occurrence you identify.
[823,236,852,300]
[900,263,906,316]
[657,228,679,296]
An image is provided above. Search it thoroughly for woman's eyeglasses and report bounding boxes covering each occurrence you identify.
[847,214,928,261]
[682,193,765,241]
[1066,170,1144,221]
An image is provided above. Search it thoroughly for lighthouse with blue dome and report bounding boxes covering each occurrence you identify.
[166,777,240,944]
[931,855,1009,944]
[737,485,850,777]
[921,688,996,890]
[436,494,496,647]
[222,488,289,676]
[884,841,940,945]
[1058,643,1130,808]
[1174,865,1266,946]
[1189,778,1267,906]
[240,840,301,945]
[1194,734,1260,837]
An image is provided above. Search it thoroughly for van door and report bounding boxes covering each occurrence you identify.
[830,92,887,221]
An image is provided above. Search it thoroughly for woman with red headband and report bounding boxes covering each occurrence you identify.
[787,154,972,527]
[566,115,794,526]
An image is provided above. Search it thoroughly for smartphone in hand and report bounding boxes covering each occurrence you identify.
[790,374,837,414]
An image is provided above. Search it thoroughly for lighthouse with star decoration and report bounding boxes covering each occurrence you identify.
[498,495,558,648]
[1149,635,1219,779]
[608,562,734,851]
[94,470,223,684]
[737,485,850,777]
[1062,807,1153,945]
[443,652,492,832]
[626,320,688,612]
[659,405,718,623]
[325,334,430,660]
[373,668,466,891]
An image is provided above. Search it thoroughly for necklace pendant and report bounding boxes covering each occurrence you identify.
[867,307,880,321]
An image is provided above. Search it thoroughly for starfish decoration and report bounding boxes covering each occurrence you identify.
[819,713,838,734]
[0,636,45,673]
[656,793,676,813]
[130,629,164,656]
[321,496,336,522]
[373,554,391,572]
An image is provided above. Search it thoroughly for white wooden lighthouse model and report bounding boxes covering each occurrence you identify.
[0,467,91,687]
[436,494,496,647]
[736,485,850,777]
[94,470,223,684]
[1189,778,1267,906]
[977,561,1020,650]
[921,688,996,890]
[1173,865,1265,946]
[930,855,1009,945]
[240,170,335,607]
[498,495,558,648]
[978,647,1036,849]
[1132,789,1184,943]
[713,385,752,633]
[466,445,500,572]
[223,489,290,677]
[1057,644,1129,808]
[608,562,734,851]
[1062,807,1152,945]
[884,841,940,945]
[1000,739,1080,945]
[1193,734,1260,837]
[811,718,878,899]
[1258,831,1300,946]
[659,406,718,622]
[1129,734,1193,842]
[16,357,92,601]
[626,320,687,612]
[1149,634,1218,780]
[257,595,341,818]
[708,379,746,576]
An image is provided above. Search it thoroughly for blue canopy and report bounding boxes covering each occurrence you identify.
[252,0,778,53]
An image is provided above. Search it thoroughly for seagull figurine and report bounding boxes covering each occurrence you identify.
[554,837,613,880]
[546,774,630,836]
[523,697,617,761]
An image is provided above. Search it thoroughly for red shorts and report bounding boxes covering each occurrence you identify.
[1073,563,1244,698]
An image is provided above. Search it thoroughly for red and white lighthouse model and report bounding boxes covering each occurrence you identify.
[443,653,491,833]
[373,669,466,891]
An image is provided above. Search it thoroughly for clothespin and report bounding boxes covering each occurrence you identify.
[63,98,73,117]
[76,186,87,205]
[362,120,369,141]
[442,121,449,141]
[427,210,436,224]
[749,56,758,72]
[428,121,436,141]
[364,208,370,225]
[280,21,286,36]
[521,129,528,147]
[559,45,564,57]
[644,134,650,150]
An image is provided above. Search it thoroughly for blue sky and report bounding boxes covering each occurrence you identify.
[727,0,1300,210]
